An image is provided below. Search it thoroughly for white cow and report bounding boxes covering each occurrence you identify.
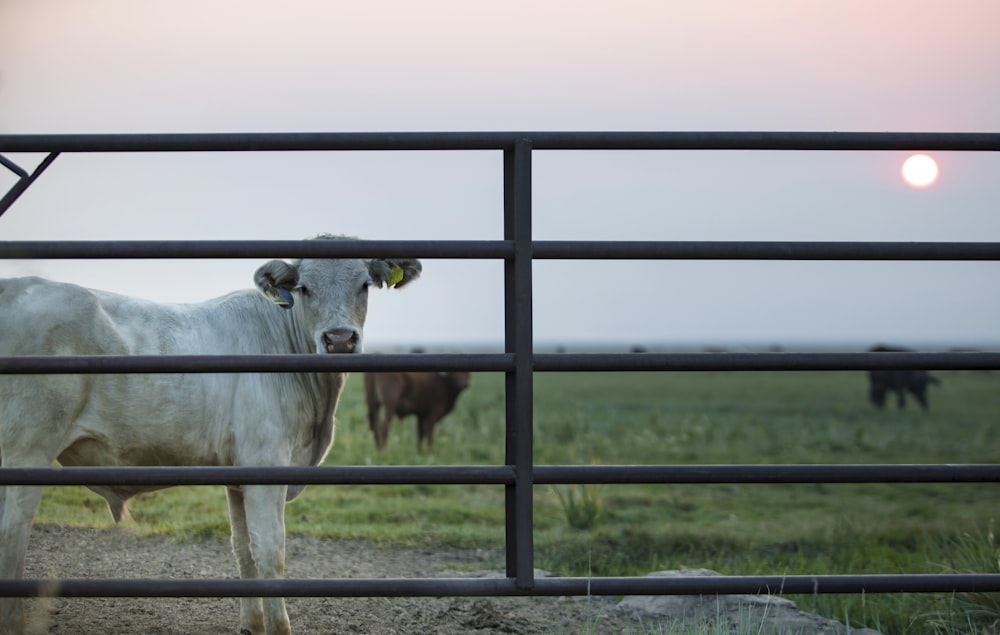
[0,235,421,635]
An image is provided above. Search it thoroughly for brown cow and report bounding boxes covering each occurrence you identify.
[364,371,471,452]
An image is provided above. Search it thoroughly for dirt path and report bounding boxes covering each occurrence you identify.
[20,525,873,634]
[22,525,634,635]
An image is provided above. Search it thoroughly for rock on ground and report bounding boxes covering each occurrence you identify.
[617,569,882,635]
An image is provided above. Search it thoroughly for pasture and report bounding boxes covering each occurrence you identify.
[35,367,1000,633]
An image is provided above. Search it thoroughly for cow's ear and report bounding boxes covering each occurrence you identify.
[369,258,422,289]
[254,259,300,308]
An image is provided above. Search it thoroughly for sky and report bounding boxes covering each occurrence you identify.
[1,1,998,350]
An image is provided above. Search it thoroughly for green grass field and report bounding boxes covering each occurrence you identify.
[35,368,1000,633]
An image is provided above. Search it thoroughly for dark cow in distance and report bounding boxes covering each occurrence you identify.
[365,371,471,452]
[867,344,941,411]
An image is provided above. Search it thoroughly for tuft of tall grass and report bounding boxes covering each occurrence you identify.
[553,484,603,531]
[928,522,1000,630]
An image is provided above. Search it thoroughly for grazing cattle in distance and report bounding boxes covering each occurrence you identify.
[0,234,421,635]
[365,371,471,452]
[867,344,941,411]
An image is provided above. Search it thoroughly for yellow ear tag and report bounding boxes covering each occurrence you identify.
[387,265,404,287]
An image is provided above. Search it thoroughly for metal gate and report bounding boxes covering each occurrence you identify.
[2,131,1000,601]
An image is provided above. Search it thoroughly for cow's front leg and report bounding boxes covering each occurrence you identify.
[227,487,264,635]
[229,485,291,635]
[417,407,447,453]
[372,411,393,451]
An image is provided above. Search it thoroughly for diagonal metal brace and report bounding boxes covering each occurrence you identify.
[0,152,60,218]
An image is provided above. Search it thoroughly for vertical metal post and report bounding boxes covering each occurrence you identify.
[503,139,534,588]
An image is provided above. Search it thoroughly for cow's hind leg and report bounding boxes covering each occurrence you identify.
[0,484,44,634]
[228,485,291,635]
[0,452,49,634]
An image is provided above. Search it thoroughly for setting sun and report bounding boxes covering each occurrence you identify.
[901,154,939,188]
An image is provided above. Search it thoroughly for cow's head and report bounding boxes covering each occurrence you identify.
[253,235,421,354]
[440,371,472,393]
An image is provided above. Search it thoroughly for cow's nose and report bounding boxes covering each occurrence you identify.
[323,328,359,354]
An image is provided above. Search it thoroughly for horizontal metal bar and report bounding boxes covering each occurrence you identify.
[0,577,517,599]
[534,464,1000,484]
[1,131,999,153]
[0,466,514,487]
[1,351,997,376]
[2,240,997,261]
[533,241,1000,261]
[525,131,1000,152]
[0,132,522,153]
[0,240,512,260]
[534,352,1000,372]
[546,574,1000,596]
[3,464,995,487]
[0,353,514,374]
[2,352,997,375]
[3,573,999,598]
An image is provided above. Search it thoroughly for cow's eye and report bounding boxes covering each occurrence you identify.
[296,285,310,297]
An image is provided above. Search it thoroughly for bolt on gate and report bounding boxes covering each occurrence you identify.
[1,131,1000,602]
